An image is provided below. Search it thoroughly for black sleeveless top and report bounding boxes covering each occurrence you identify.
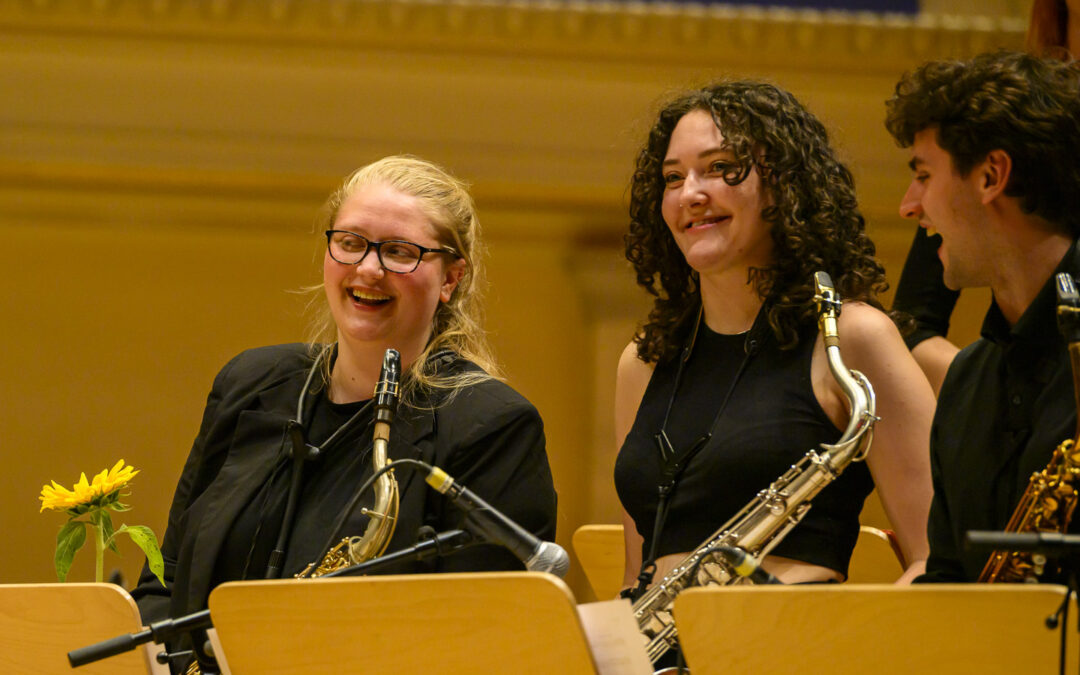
[613,319,874,577]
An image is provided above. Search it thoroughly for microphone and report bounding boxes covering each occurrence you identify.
[424,466,570,577]
[714,545,783,585]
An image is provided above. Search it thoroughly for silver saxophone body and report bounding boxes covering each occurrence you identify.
[632,271,878,666]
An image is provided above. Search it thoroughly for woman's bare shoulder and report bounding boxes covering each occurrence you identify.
[616,340,656,397]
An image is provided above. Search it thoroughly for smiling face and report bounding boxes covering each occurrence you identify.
[323,182,464,365]
[660,109,774,281]
[899,128,989,290]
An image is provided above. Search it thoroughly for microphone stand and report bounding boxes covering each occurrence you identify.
[265,420,321,579]
[322,528,475,578]
[68,609,213,669]
[966,530,1080,675]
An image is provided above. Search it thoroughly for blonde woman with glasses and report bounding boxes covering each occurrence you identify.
[131,155,557,674]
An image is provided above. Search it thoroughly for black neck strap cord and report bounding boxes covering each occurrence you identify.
[293,345,376,449]
[630,303,767,599]
[263,345,374,578]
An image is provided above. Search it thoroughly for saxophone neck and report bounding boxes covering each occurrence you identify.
[813,272,877,461]
[1055,273,1080,440]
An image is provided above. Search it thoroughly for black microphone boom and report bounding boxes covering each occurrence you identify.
[425,466,570,577]
[322,528,475,578]
[965,530,1080,555]
[68,610,213,668]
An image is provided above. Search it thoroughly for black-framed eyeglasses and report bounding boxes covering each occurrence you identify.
[325,230,460,274]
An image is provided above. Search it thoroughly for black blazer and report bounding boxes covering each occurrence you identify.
[131,344,557,625]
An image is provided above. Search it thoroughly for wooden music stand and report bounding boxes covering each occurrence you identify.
[0,582,157,674]
[572,524,625,601]
[208,572,598,674]
[673,584,1077,675]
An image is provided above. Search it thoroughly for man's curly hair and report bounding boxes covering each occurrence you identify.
[885,50,1080,237]
[627,81,887,364]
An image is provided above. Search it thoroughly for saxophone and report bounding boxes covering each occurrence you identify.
[979,272,1080,583]
[297,348,402,577]
[631,271,878,666]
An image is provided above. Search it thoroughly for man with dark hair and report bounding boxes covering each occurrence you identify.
[886,50,1080,582]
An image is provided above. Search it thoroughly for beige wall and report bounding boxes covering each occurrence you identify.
[0,1,1020,600]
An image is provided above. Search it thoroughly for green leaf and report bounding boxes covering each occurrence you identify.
[120,525,166,588]
[98,511,120,554]
[110,501,132,512]
[55,520,87,582]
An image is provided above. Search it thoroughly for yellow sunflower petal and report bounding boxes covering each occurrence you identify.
[48,481,75,498]
[99,464,136,495]
[39,460,141,512]
[39,485,69,512]
[91,467,108,486]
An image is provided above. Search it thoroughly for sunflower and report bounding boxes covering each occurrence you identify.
[39,459,162,584]
[39,459,139,513]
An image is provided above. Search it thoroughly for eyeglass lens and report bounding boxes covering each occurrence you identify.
[328,231,424,273]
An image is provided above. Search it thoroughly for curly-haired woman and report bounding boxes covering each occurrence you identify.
[613,82,934,607]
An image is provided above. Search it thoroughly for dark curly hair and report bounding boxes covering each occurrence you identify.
[627,81,887,364]
[885,50,1080,237]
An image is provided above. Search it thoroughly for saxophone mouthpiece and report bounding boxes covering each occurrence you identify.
[374,348,401,424]
[813,271,842,347]
[813,272,841,315]
[1056,273,1080,344]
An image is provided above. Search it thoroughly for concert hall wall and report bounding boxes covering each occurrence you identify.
[0,0,1022,599]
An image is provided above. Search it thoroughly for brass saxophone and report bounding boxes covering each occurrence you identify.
[631,271,878,666]
[297,348,402,577]
[979,272,1080,583]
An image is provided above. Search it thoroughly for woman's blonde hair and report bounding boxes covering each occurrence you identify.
[309,155,500,404]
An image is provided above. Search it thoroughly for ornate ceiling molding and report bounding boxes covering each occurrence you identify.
[2,0,1025,70]
[0,0,1027,235]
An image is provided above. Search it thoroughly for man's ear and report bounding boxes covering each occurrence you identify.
[978,149,1013,204]
[440,258,466,303]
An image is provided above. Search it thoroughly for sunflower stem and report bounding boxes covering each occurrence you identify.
[93,511,104,584]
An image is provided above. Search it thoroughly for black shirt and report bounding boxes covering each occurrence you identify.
[920,241,1080,582]
[210,396,374,584]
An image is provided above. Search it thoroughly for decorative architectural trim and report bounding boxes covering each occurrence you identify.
[2,0,1025,71]
[0,0,1027,234]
